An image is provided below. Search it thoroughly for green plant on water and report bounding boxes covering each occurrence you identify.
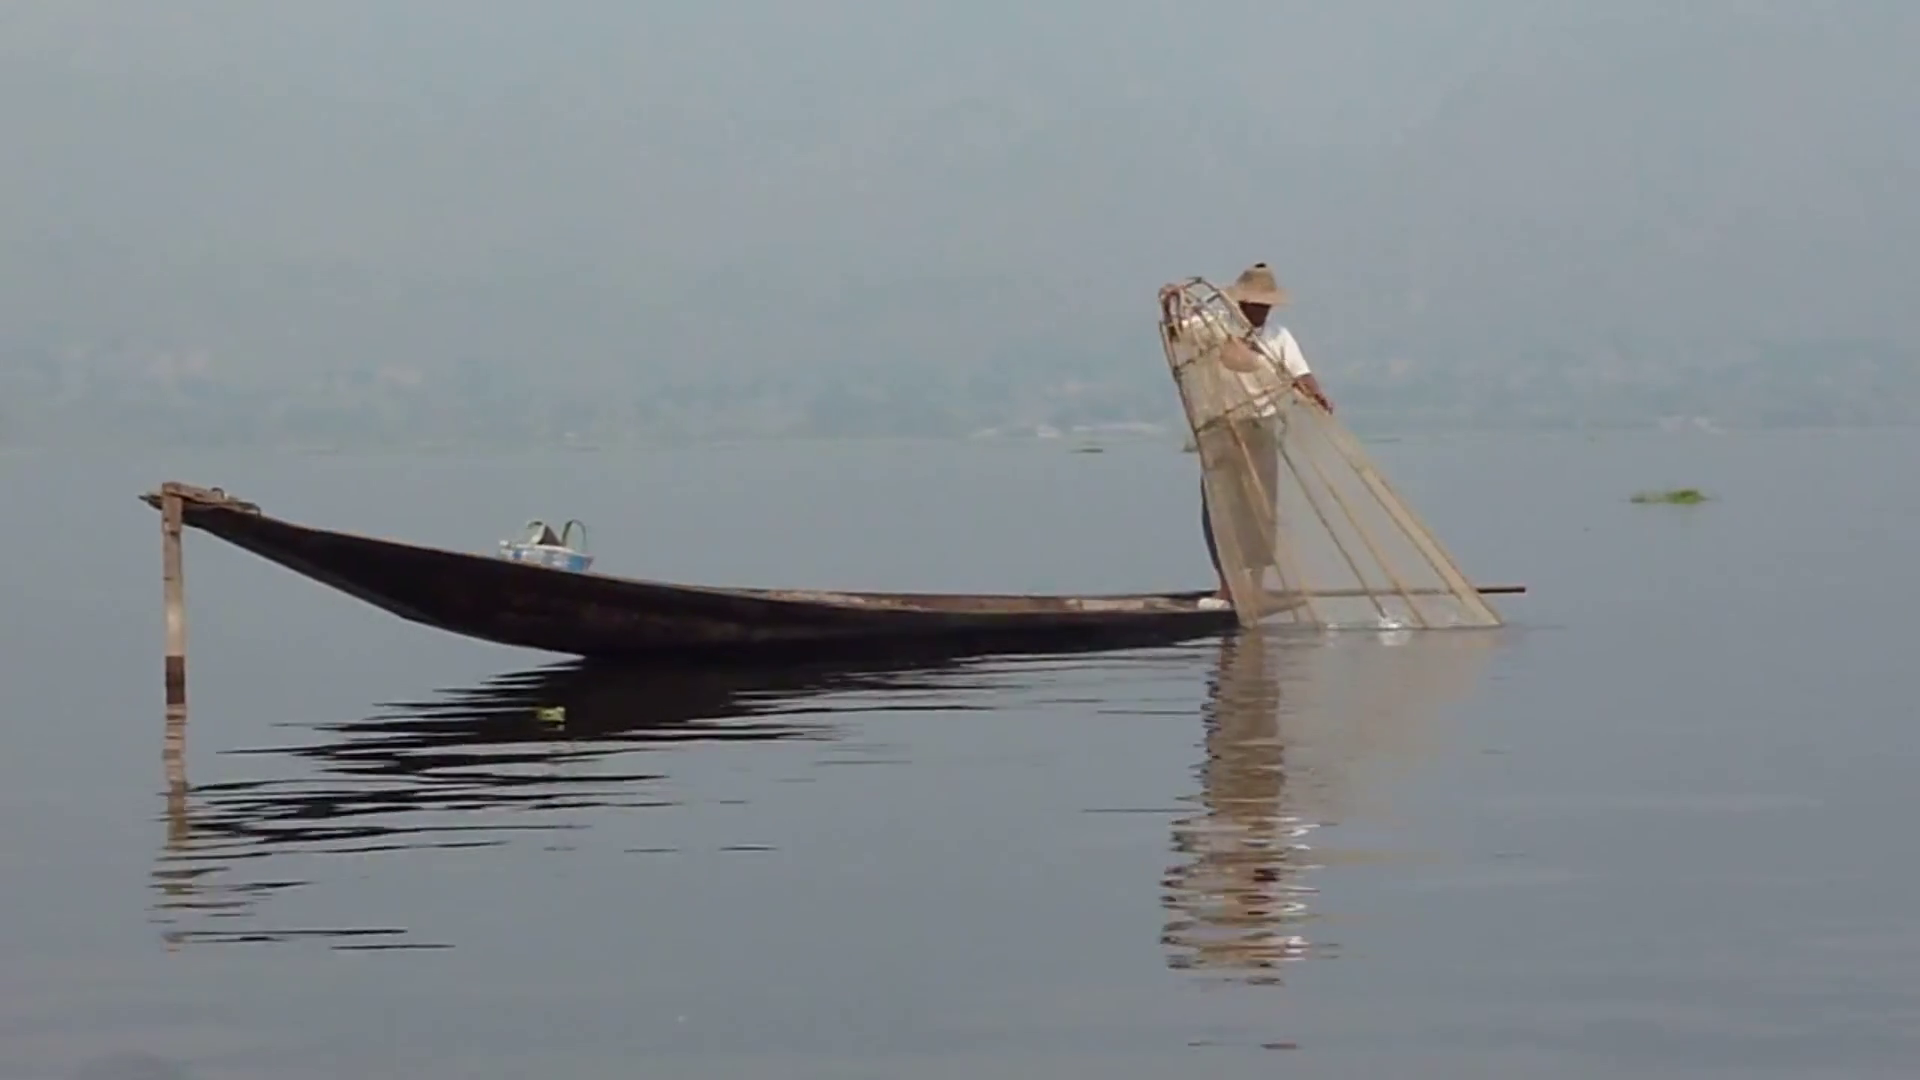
[1630,487,1710,505]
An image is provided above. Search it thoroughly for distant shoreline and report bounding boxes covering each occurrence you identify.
[6,419,1917,459]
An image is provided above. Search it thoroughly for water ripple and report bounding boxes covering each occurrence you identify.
[150,632,1501,963]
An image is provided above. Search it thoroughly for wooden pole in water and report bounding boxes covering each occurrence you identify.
[161,483,187,720]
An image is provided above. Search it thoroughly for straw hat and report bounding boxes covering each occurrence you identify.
[1223,262,1288,307]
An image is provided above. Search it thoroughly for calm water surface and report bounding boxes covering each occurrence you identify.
[2,429,1916,1078]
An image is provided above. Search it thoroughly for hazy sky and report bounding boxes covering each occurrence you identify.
[3,0,1915,392]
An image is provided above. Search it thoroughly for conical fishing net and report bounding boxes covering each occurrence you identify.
[1158,278,1504,631]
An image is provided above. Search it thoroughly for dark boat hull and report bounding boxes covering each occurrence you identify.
[143,483,1241,661]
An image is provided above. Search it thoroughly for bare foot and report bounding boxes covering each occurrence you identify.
[1198,582,1235,611]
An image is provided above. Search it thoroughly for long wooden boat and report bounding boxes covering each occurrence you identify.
[142,482,1522,662]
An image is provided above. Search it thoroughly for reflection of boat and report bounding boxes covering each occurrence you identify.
[186,653,1004,849]
[150,651,1024,947]
[143,482,1243,660]
[318,651,1010,766]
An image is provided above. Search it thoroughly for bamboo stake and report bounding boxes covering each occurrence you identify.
[161,483,187,720]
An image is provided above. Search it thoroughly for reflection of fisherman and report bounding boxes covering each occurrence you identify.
[1162,627,1503,985]
[1161,630,1315,982]
[1163,263,1335,606]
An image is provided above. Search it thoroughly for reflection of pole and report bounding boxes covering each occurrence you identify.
[164,714,188,848]
[161,484,187,721]
[160,708,190,952]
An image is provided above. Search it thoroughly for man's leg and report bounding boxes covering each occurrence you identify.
[1203,424,1275,602]
[1201,481,1231,599]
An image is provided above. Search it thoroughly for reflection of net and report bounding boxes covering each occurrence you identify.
[1276,627,1503,830]
[1160,627,1503,986]
[1158,278,1504,631]
[1161,632,1315,984]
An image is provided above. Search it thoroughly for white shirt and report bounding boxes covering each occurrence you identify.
[1253,324,1312,380]
[1172,311,1312,420]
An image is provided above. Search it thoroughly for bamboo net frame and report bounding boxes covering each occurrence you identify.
[1158,277,1504,631]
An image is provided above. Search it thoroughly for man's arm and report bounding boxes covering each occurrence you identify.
[1268,327,1333,412]
[1294,372,1332,412]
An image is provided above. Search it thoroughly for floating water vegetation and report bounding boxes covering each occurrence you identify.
[1630,487,1710,505]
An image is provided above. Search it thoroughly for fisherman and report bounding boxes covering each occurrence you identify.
[1164,262,1333,609]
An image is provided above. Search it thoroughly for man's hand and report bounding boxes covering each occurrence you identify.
[1293,373,1333,413]
[1158,286,1185,338]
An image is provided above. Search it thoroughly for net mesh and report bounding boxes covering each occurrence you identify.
[1158,277,1504,631]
